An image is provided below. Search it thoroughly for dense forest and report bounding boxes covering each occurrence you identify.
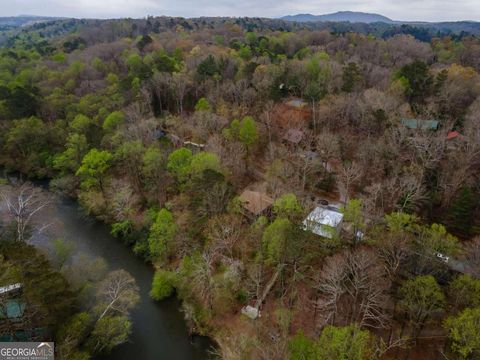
[1,15,480,359]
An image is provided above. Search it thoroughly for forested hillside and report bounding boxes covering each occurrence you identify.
[1,16,480,359]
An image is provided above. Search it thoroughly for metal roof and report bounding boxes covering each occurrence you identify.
[303,206,344,238]
[401,119,439,130]
[1,299,26,319]
[0,283,22,295]
[285,98,308,109]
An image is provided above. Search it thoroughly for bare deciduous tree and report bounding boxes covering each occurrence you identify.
[96,270,139,320]
[1,183,52,242]
[313,249,391,330]
[338,161,363,203]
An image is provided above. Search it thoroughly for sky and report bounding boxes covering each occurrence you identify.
[1,0,479,22]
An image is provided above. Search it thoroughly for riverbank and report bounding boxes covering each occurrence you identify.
[0,180,214,359]
[54,196,215,360]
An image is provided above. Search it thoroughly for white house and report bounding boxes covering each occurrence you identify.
[303,206,344,238]
[0,283,22,295]
[241,305,260,320]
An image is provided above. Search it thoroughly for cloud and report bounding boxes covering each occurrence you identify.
[1,0,479,21]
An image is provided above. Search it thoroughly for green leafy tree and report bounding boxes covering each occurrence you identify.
[151,49,180,73]
[415,223,460,263]
[273,193,303,221]
[238,116,258,150]
[195,97,211,111]
[190,152,221,176]
[141,146,167,197]
[56,312,91,359]
[341,199,366,245]
[111,220,134,240]
[289,331,315,360]
[76,149,113,194]
[222,119,241,140]
[445,307,480,359]
[304,81,324,103]
[150,270,176,300]
[315,325,374,360]
[399,275,445,338]
[167,147,193,183]
[262,218,293,265]
[70,114,95,135]
[102,111,125,132]
[238,45,252,61]
[88,315,131,354]
[126,53,151,80]
[222,115,259,156]
[53,133,89,174]
[148,208,177,262]
[448,275,480,311]
[5,116,49,174]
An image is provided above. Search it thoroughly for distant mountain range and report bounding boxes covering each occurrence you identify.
[282,11,395,24]
[281,11,480,25]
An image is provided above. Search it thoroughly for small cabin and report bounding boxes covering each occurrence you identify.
[303,206,344,238]
[238,190,273,218]
[447,131,461,140]
[401,118,439,130]
[285,98,308,110]
[0,283,25,320]
[241,305,260,320]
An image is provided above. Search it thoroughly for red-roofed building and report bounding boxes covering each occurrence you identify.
[447,131,461,140]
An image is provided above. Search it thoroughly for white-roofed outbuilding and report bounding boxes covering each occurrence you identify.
[303,206,344,238]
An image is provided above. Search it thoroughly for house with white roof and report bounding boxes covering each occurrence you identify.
[303,206,344,238]
[0,283,22,295]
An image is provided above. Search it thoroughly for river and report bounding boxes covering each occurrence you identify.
[32,194,214,360]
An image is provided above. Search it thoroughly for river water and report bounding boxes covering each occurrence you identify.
[33,195,213,360]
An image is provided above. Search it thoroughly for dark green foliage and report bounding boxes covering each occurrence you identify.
[197,55,218,80]
[2,86,38,119]
[341,62,363,93]
[397,60,433,107]
[152,50,180,73]
[137,35,153,51]
[1,241,76,334]
[63,37,86,53]
[447,187,479,237]
[188,169,232,225]
[289,331,315,360]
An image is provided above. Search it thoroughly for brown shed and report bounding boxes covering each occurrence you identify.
[239,190,274,217]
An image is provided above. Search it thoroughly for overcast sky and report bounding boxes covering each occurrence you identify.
[2,0,479,22]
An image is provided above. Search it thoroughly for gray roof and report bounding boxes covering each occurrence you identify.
[285,98,308,109]
[303,206,344,238]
